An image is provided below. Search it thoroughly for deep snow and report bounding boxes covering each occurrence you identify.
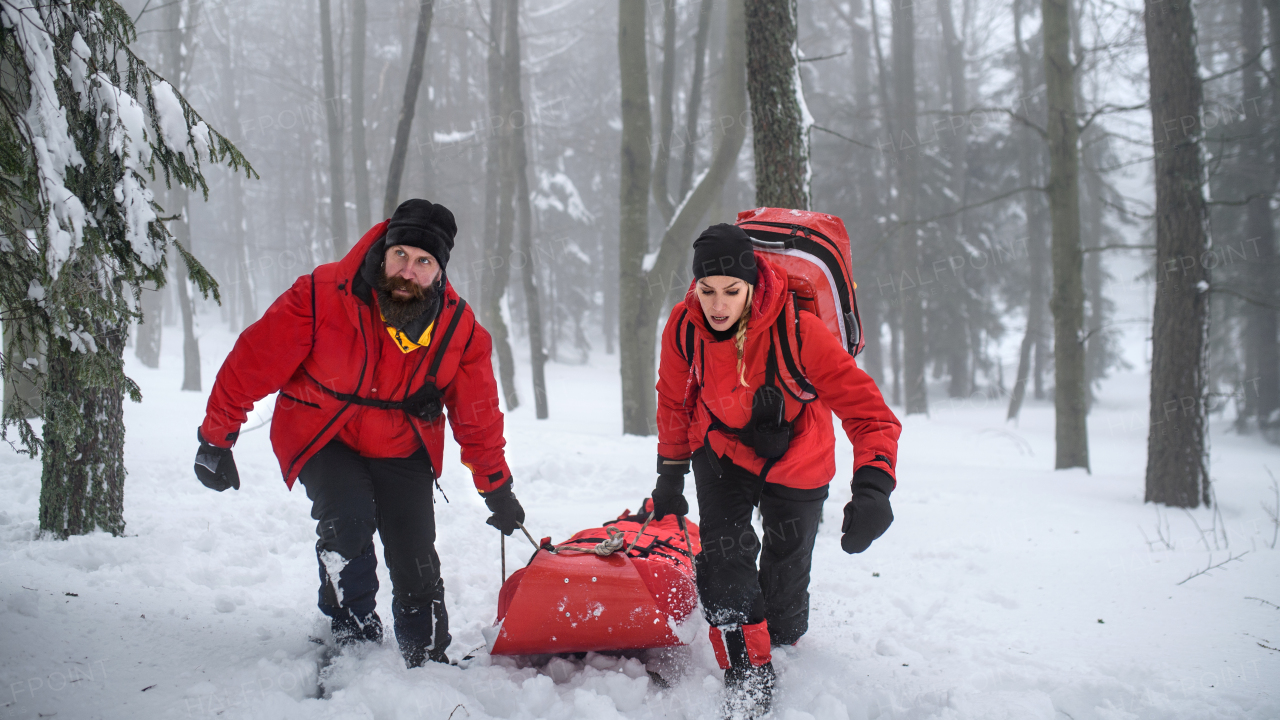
[2,307,1279,719]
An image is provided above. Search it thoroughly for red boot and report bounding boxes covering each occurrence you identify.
[710,621,776,719]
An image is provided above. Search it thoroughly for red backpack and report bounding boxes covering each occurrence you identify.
[735,208,864,357]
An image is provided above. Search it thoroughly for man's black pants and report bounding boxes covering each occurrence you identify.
[298,441,450,663]
[692,448,828,647]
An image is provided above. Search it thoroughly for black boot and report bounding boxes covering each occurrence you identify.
[394,591,451,669]
[317,545,383,647]
[712,622,776,719]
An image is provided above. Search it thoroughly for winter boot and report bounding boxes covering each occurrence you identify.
[394,592,451,669]
[710,621,776,719]
[317,544,383,646]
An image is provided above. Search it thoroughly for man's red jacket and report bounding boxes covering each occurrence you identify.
[200,222,512,493]
[656,253,900,489]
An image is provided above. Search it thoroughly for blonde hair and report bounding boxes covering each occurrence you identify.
[733,285,754,387]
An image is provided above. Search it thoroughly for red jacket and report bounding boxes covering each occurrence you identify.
[200,222,512,493]
[656,254,900,489]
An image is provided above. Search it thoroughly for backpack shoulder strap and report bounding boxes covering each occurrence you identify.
[427,297,469,379]
[772,299,818,403]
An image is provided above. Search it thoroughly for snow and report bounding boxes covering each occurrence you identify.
[151,81,192,158]
[2,3,88,280]
[1,315,1278,719]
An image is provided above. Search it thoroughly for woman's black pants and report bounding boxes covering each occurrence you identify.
[298,440,449,664]
[692,448,828,647]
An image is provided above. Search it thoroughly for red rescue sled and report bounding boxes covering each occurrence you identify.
[490,502,701,655]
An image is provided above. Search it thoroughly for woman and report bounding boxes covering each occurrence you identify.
[651,223,901,716]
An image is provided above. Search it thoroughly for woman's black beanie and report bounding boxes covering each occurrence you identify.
[691,223,757,285]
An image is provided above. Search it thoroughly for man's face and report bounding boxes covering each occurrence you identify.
[383,245,441,300]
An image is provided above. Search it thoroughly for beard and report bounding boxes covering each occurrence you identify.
[376,270,441,331]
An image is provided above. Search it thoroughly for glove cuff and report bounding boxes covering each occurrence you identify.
[852,465,895,496]
[197,428,238,451]
[657,455,690,476]
[481,479,515,500]
[655,472,684,495]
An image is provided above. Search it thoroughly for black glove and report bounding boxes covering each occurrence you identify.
[840,465,895,554]
[483,482,525,536]
[650,456,690,520]
[194,430,240,492]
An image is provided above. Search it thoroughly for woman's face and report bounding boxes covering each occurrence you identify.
[697,276,749,332]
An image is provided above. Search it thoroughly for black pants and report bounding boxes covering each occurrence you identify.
[693,448,827,647]
[298,441,450,662]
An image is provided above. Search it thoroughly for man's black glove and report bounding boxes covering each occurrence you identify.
[650,456,690,520]
[194,430,240,492]
[483,482,525,536]
[840,465,895,554]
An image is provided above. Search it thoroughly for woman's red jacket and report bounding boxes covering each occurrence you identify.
[199,222,512,493]
[656,254,901,489]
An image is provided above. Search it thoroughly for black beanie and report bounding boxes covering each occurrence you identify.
[692,223,757,285]
[385,199,457,270]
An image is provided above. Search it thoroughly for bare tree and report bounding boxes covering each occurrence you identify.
[319,0,347,257]
[164,0,204,392]
[504,0,548,418]
[679,0,715,201]
[1042,0,1088,468]
[351,0,372,230]
[1240,0,1278,431]
[893,0,927,415]
[745,0,809,209]
[1007,0,1050,421]
[382,0,435,219]
[652,0,678,222]
[618,0,748,435]
[1143,0,1210,505]
[483,0,519,411]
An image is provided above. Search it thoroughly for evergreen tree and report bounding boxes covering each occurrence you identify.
[0,0,252,537]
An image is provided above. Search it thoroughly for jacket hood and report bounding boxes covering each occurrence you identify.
[681,251,787,339]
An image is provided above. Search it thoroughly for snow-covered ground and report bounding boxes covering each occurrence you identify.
[2,310,1278,719]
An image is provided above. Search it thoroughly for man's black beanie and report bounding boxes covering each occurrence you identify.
[385,199,457,270]
[692,223,757,285]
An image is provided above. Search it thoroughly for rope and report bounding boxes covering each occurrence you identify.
[591,526,626,555]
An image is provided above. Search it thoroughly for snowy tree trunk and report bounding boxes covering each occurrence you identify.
[617,0,747,436]
[505,0,548,419]
[482,0,519,411]
[319,0,348,257]
[134,288,163,368]
[39,279,127,538]
[351,0,372,230]
[678,0,715,202]
[163,0,201,392]
[1240,0,1278,431]
[939,0,970,399]
[652,0,677,223]
[1042,0,1088,469]
[381,0,433,220]
[1007,0,1048,421]
[744,0,809,209]
[617,0,655,435]
[893,0,927,415]
[1143,0,1209,504]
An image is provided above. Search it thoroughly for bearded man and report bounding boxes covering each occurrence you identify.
[194,199,525,667]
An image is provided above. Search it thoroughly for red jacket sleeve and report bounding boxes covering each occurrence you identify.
[443,319,513,494]
[656,305,698,461]
[796,312,901,482]
[200,274,315,448]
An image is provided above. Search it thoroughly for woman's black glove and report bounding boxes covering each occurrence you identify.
[483,482,526,535]
[840,465,895,553]
[194,430,240,492]
[650,457,690,520]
